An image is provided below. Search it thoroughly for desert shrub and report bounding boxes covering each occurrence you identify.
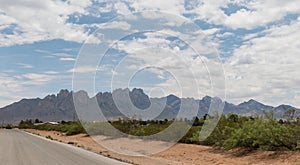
[223,112,297,151]
[17,112,300,151]
[4,124,13,129]
[179,126,202,144]
[200,114,247,146]
[19,120,86,136]
[18,119,34,129]
[64,122,86,136]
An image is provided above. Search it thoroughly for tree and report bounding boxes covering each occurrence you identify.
[34,119,42,123]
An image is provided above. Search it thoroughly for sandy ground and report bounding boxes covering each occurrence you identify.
[25,129,300,165]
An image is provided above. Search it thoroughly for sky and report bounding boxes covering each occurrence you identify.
[0,0,300,108]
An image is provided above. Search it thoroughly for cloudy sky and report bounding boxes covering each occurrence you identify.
[1,0,300,108]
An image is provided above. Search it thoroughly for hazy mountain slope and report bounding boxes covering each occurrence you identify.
[0,89,299,124]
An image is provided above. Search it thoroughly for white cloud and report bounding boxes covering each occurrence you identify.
[0,73,25,107]
[182,0,300,29]
[20,73,56,85]
[202,28,221,36]
[104,0,300,31]
[0,0,91,46]
[114,1,132,15]
[59,57,76,61]
[225,17,300,106]
[216,32,234,38]
[0,14,16,30]
[183,0,228,25]
[45,71,59,74]
[0,71,61,107]
[68,65,105,73]
[109,30,224,99]
[1,0,300,108]
[53,53,74,57]
[1,0,299,47]
[130,0,186,15]
[224,0,300,29]
[42,52,76,59]
[92,21,131,30]
[16,63,34,69]
[0,73,22,92]
[34,49,51,54]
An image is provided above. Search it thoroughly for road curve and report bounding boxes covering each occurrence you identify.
[0,129,131,165]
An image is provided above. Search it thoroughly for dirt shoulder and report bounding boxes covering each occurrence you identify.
[25,129,300,165]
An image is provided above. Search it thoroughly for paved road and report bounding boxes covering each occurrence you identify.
[0,129,131,165]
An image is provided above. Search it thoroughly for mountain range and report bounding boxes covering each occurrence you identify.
[0,88,299,124]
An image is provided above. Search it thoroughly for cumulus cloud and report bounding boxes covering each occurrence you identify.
[0,0,91,46]
[0,73,26,107]
[92,21,131,30]
[130,0,186,15]
[106,29,224,99]
[183,0,300,29]
[0,71,61,107]
[2,0,299,47]
[0,14,16,30]
[223,0,300,29]
[1,0,300,47]
[1,0,300,108]
[225,17,300,106]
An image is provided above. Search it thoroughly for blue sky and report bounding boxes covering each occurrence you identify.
[1,0,300,107]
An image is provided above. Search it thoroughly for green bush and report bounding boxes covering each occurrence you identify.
[223,112,297,151]
[18,120,86,136]
[4,124,13,129]
[65,122,86,136]
[18,119,34,129]
[17,111,300,151]
[179,126,202,144]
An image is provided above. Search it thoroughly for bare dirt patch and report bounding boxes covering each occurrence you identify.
[25,129,300,165]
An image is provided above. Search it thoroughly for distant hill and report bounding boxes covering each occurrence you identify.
[0,89,299,124]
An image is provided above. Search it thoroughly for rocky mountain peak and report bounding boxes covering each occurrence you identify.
[166,94,180,103]
[44,94,56,100]
[0,89,299,124]
[129,88,150,110]
[201,96,212,103]
[57,89,70,99]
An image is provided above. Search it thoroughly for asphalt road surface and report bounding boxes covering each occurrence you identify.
[0,129,131,165]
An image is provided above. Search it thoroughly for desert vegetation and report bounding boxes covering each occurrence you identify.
[18,120,86,136]
[19,110,300,151]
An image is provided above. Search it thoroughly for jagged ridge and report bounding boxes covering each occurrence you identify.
[0,88,298,124]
